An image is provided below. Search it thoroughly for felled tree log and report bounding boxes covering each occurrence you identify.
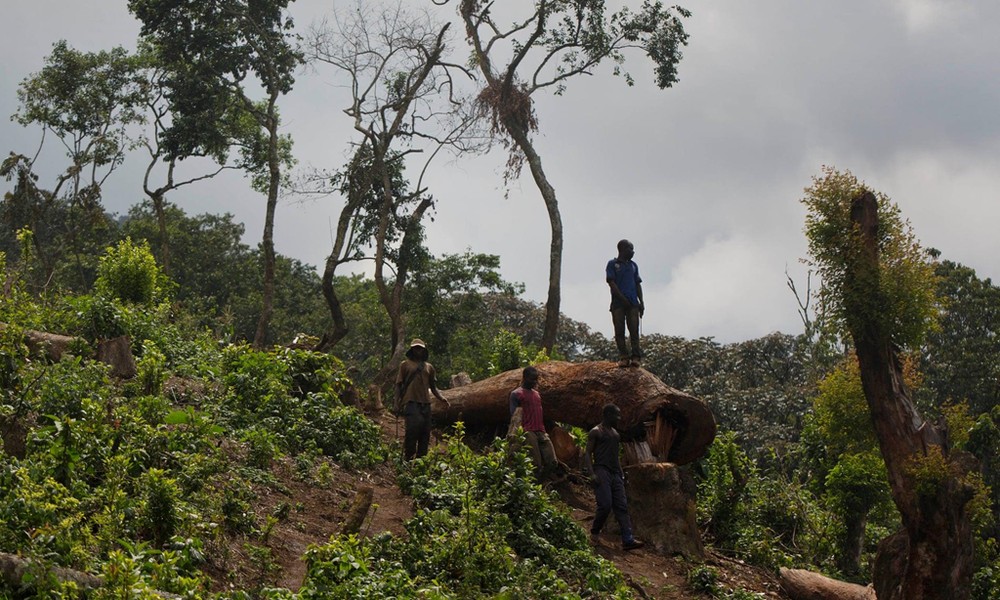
[436,361,715,465]
[0,552,181,598]
[0,324,137,379]
[779,568,876,600]
[18,327,77,362]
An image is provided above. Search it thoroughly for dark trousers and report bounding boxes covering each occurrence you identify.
[612,305,641,359]
[403,401,432,460]
[591,466,635,543]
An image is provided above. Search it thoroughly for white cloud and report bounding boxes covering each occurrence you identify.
[890,0,969,33]
[645,235,806,342]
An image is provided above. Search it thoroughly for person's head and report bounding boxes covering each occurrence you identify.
[602,403,621,427]
[405,338,428,361]
[616,239,634,261]
[522,366,539,389]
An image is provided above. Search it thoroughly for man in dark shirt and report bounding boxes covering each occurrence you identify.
[606,239,644,367]
[582,403,644,550]
[395,339,448,460]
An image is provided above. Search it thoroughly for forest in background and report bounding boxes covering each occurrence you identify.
[2,1,1000,598]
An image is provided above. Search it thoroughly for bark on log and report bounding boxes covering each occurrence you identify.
[436,361,715,465]
[15,327,77,362]
[549,425,580,467]
[0,551,181,598]
[779,568,876,600]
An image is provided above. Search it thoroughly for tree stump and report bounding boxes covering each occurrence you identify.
[96,335,137,379]
[624,462,704,559]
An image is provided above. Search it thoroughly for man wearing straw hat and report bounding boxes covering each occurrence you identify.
[395,338,447,460]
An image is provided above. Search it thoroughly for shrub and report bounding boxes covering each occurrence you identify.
[140,468,179,547]
[94,237,164,305]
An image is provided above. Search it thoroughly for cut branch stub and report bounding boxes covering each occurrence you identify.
[435,360,716,465]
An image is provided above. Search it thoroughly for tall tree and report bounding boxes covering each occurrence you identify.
[456,0,690,351]
[5,41,146,290]
[803,167,976,600]
[134,46,254,276]
[919,257,1000,417]
[129,0,302,348]
[305,2,480,378]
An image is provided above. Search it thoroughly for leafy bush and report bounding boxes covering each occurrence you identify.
[94,237,164,305]
[388,427,628,598]
[697,431,837,570]
[218,344,384,467]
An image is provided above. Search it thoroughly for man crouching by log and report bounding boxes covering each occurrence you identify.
[508,366,558,480]
[582,403,645,551]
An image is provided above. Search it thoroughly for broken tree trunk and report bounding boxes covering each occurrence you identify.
[435,360,716,465]
[779,568,876,600]
[844,192,976,600]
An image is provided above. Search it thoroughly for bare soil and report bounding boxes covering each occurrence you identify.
[210,413,790,599]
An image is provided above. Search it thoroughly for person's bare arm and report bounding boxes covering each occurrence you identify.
[636,280,645,316]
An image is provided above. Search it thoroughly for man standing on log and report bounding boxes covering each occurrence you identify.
[395,339,447,460]
[508,366,558,479]
[582,403,645,551]
[606,239,644,367]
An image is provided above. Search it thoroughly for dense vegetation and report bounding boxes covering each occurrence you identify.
[2,204,999,597]
[3,2,999,598]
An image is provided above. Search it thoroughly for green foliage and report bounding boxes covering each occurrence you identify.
[348,427,630,598]
[824,452,890,516]
[686,564,720,595]
[800,359,877,480]
[139,468,179,547]
[218,344,384,467]
[973,559,1000,600]
[697,432,838,571]
[918,258,1000,417]
[95,237,165,305]
[802,166,939,349]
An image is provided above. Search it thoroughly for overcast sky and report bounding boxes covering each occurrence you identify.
[2,0,998,344]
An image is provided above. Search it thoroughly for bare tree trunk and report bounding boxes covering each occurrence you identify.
[846,191,975,600]
[254,96,281,349]
[316,254,350,352]
[340,486,374,535]
[838,511,867,577]
[151,191,171,276]
[314,177,362,352]
[502,116,562,353]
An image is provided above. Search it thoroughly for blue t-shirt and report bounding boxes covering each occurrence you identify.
[606,258,642,306]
